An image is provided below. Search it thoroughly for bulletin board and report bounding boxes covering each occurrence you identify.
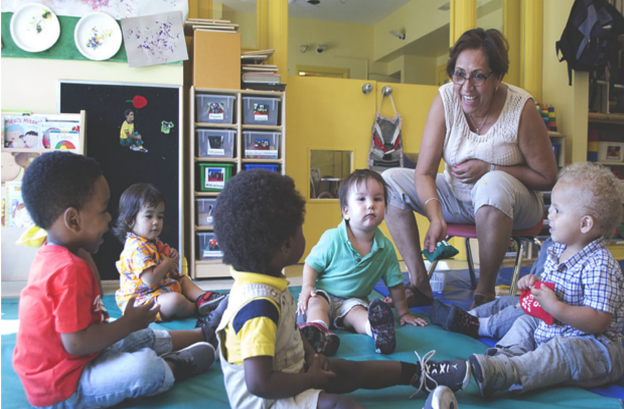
[59,81,183,280]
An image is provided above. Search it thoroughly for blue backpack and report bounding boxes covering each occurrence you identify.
[556,0,624,86]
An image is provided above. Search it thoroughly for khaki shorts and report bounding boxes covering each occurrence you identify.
[382,168,543,229]
[272,388,322,409]
[298,290,369,330]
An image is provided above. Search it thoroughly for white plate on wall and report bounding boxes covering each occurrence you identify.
[74,11,122,61]
[10,3,61,52]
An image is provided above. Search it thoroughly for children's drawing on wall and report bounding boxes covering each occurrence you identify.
[120,11,188,68]
[2,0,188,21]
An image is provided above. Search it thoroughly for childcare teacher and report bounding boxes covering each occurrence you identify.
[382,28,558,309]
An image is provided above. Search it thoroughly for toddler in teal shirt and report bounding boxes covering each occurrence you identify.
[297,169,427,356]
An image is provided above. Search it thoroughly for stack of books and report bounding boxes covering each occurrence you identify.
[241,49,286,91]
[184,18,239,36]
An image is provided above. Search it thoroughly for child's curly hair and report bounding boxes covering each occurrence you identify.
[338,168,388,212]
[213,170,306,273]
[558,162,624,240]
[22,151,102,230]
[113,183,165,242]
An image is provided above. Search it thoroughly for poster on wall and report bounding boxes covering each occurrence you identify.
[2,0,188,21]
[59,80,183,280]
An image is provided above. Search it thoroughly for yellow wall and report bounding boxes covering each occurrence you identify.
[222,9,257,49]
[541,0,589,165]
[1,59,183,113]
[288,17,385,79]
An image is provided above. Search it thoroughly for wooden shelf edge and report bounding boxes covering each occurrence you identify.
[588,112,624,124]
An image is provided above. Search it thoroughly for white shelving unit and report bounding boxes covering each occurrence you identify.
[189,87,286,279]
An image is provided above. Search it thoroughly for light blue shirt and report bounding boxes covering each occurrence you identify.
[305,220,404,299]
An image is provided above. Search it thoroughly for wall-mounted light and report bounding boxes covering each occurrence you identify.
[389,29,406,41]
[316,44,328,54]
[300,45,309,53]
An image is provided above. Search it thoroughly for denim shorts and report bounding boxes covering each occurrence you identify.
[37,328,174,409]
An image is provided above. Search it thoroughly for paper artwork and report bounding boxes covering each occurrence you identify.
[120,11,188,68]
[3,0,188,21]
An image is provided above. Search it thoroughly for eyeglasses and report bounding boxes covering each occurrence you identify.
[451,71,494,87]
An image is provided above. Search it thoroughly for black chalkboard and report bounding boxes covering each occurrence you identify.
[60,81,182,280]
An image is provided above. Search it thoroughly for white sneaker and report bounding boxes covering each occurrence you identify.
[423,385,458,409]
[129,145,140,151]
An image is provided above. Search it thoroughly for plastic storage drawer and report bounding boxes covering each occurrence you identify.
[197,129,235,158]
[196,232,223,260]
[242,96,280,125]
[196,94,235,124]
[198,163,234,192]
[196,198,217,227]
[243,164,280,172]
[243,131,280,159]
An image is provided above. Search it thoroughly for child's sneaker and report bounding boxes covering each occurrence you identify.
[129,145,140,151]
[162,342,215,382]
[196,291,227,316]
[368,298,396,354]
[446,304,479,338]
[423,385,458,409]
[410,350,471,397]
[299,322,340,356]
[469,353,517,398]
[196,294,228,349]
[138,146,148,153]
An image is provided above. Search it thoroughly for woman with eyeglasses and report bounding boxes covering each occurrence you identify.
[382,28,558,309]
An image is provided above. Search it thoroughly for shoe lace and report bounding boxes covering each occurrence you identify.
[409,349,438,399]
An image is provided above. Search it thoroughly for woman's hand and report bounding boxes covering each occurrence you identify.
[423,218,447,253]
[450,159,490,184]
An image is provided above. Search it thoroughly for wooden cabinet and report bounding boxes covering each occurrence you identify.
[587,112,624,259]
[189,87,286,279]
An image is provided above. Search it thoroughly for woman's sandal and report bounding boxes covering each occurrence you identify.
[385,283,434,308]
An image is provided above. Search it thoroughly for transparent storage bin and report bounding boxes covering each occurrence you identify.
[196,232,223,260]
[196,198,217,227]
[196,94,235,124]
[197,129,235,158]
[430,272,446,294]
[242,96,280,125]
[243,131,280,159]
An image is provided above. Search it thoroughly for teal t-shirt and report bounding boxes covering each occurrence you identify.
[305,220,404,299]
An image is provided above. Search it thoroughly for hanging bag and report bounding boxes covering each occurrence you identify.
[367,94,404,174]
[556,0,624,86]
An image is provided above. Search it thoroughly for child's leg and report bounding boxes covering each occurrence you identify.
[342,299,396,354]
[157,292,196,320]
[470,336,624,396]
[341,305,368,334]
[300,294,341,356]
[179,275,205,301]
[477,300,524,338]
[306,292,332,327]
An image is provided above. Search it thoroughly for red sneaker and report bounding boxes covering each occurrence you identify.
[299,322,340,356]
[195,291,226,316]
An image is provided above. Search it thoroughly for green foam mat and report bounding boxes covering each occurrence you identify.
[2,289,622,409]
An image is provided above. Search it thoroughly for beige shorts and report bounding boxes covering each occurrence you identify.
[382,169,543,229]
[297,290,369,330]
[271,388,322,409]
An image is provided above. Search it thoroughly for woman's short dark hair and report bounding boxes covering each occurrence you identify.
[113,183,165,242]
[447,28,509,79]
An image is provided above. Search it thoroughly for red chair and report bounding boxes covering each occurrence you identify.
[427,217,544,296]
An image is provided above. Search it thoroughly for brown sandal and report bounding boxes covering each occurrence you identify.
[384,283,434,308]
[470,294,496,309]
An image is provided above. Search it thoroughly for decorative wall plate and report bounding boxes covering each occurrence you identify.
[74,11,122,61]
[10,3,60,52]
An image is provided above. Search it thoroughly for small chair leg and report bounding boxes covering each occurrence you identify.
[427,259,439,280]
[465,238,478,289]
[509,237,524,296]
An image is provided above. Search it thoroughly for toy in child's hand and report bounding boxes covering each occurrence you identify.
[157,241,171,257]
[421,240,459,262]
[520,282,555,325]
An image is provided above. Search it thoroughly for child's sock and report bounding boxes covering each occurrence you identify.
[365,320,373,337]
[477,317,490,337]
[399,362,418,385]
[310,319,329,330]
